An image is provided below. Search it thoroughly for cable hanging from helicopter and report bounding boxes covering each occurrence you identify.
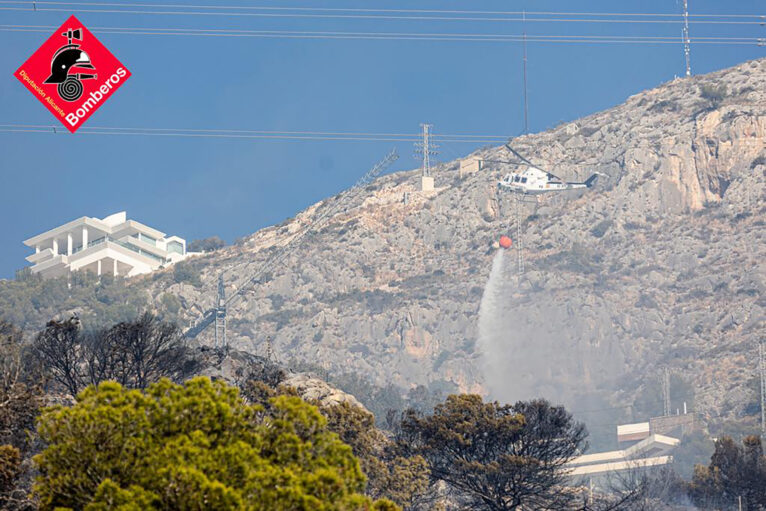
[490,142,604,278]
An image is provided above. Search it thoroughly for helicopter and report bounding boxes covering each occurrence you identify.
[494,144,601,195]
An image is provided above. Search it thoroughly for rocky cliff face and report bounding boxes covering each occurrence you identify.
[157,58,764,423]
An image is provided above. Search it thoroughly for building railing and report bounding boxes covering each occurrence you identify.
[68,236,167,264]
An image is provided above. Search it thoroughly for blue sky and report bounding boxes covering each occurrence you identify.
[1,0,764,278]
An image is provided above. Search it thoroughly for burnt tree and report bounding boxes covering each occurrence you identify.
[398,395,587,510]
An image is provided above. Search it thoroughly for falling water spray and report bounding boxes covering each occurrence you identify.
[477,250,514,401]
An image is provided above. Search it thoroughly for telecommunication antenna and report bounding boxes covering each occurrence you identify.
[522,10,529,134]
[759,341,766,436]
[681,0,692,77]
[214,273,226,349]
[515,195,524,277]
[662,367,671,417]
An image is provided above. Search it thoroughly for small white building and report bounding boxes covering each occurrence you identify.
[23,211,189,279]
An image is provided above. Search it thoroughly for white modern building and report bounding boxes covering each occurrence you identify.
[23,211,189,279]
[567,433,680,478]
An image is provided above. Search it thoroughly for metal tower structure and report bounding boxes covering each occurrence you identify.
[662,367,672,417]
[214,273,226,349]
[759,341,766,436]
[682,0,692,77]
[414,123,438,178]
[522,10,529,134]
[515,195,524,278]
[183,149,399,341]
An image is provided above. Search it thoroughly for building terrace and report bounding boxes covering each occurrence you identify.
[23,211,189,279]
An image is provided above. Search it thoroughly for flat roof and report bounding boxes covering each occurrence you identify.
[24,217,109,246]
[569,456,672,477]
[24,215,166,247]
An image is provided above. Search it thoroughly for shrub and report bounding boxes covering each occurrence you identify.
[187,236,225,253]
[172,262,202,287]
[159,293,181,314]
[699,83,728,107]
[649,99,680,112]
[590,219,613,238]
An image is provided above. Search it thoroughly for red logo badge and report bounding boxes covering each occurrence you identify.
[14,15,131,133]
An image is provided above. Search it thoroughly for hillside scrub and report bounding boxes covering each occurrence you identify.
[0,272,149,332]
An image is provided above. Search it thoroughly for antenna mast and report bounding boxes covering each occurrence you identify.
[662,367,672,416]
[214,273,226,349]
[759,342,766,437]
[522,10,529,133]
[682,0,692,77]
[515,195,524,278]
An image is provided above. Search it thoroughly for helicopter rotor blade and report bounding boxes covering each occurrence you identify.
[504,143,570,181]
[504,144,537,168]
[481,159,528,167]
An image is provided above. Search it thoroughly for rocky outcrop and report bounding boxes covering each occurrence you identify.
[150,58,764,424]
[282,373,367,410]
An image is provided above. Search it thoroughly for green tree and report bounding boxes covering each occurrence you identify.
[398,395,587,510]
[322,402,429,509]
[34,377,398,510]
[689,435,766,509]
[244,379,428,509]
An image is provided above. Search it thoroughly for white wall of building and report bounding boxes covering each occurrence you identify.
[23,211,190,279]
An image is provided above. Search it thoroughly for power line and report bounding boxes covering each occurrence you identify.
[0,123,510,143]
[0,123,509,138]
[1,2,763,24]
[6,124,763,148]
[1,25,762,45]
[0,1,763,18]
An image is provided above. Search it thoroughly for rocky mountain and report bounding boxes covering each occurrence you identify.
[11,58,765,429]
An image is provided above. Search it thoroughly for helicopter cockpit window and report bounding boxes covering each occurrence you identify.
[521,177,528,183]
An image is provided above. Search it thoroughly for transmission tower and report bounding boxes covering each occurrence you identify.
[759,342,766,436]
[662,367,671,417]
[214,273,226,349]
[681,0,692,77]
[183,150,398,340]
[414,124,438,191]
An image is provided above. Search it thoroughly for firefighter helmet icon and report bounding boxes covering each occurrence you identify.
[43,27,97,102]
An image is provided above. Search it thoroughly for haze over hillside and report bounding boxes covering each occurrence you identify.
[7,58,765,431]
